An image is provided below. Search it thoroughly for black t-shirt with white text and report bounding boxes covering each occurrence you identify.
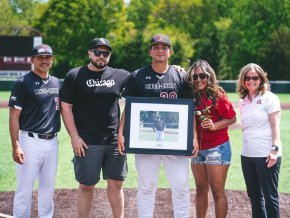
[8,72,61,133]
[60,66,130,145]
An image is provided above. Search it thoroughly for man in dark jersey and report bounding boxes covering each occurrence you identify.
[9,44,60,218]
[60,38,130,218]
[153,115,165,146]
[118,34,190,218]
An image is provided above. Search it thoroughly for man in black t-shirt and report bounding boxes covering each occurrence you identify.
[9,44,60,218]
[118,34,190,218]
[60,38,130,217]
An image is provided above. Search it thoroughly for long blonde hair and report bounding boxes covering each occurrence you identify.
[236,63,269,99]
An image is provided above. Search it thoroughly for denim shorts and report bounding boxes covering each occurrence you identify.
[191,140,231,165]
[72,144,128,186]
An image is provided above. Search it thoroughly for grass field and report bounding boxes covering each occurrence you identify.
[0,92,289,193]
[139,128,178,142]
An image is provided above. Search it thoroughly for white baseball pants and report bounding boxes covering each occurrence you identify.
[13,131,59,218]
[135,154,190,218]
[155,130,164,142]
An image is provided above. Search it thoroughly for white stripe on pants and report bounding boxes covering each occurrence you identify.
[135,154,190,218]
[13,131,59,218]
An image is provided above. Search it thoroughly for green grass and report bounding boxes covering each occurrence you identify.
[1,93,289,193]
[139,129,178,142]
[0,91,10,101]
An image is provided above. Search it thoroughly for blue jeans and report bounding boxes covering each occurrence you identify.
[241,156,282,218]
[191,140,231,165]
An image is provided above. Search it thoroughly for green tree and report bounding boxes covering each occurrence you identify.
[36,0,134,77]
[0,0,45,36]
[259,26,290,80]
[143,0,236,72]
[215,18,235,79]
[127,0,156,30]
[143,0,196,69]
[229,0,290,79]
[187,0,236,77]
[110,32,150,72]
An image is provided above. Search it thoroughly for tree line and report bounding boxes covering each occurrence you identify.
[0,0,289,80]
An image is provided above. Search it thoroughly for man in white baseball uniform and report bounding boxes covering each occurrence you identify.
[118,34,190,218]
[153,115,165,146]
[9,44,60,218]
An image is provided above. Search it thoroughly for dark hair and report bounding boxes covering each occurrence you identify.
[185,59,226,107]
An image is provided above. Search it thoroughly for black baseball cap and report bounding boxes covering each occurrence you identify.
[150,34,172,48]
[32,44,53,56]
[90,38,112,51]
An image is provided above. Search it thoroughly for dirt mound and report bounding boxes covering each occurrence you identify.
[1,189,290,217]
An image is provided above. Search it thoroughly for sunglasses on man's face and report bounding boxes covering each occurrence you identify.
[192,73,208,80]
[92,50,111,58]
[245,76,259,81]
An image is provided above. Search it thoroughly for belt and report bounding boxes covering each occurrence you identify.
[28,132,56,140]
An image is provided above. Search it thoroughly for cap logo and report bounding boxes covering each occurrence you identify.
[90,37,112,51]
[38,48,45,53]
[33,44,53,56]
[150,34,171,47]
[99,38,106,44]
[39,45,53,54]
[156,34,163,42]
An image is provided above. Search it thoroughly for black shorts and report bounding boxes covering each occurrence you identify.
[72,144,127,186]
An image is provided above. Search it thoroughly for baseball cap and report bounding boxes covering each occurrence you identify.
[32,44,53,56]
[90,38,112,51]
[150,34,172,48]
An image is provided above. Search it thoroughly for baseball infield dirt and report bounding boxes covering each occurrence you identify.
[1,189,290,217]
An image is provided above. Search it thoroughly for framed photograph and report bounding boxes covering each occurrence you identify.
[124,97,194,156]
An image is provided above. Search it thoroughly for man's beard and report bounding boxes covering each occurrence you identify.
[91,59,108,69]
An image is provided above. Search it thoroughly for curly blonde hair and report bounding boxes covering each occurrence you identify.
[236,63,269,99]
[185,59,226,107]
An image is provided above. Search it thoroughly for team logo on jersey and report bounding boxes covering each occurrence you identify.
[10,96,17,101]
[35,82,40,85]
[34,88,59,95]
[257,99,262,104]
[146,76,151,80]
[145,83,175,90]
[86,79,115,87]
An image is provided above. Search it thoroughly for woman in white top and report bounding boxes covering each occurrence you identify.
[237,63,282,218]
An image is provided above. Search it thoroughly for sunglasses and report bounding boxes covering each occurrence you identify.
[192,73,208,80]
[92,50,111,58]
[245,76,259,81]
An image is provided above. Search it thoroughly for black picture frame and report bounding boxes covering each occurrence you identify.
[124,97,194,156]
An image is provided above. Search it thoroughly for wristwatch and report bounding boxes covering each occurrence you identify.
[272,145,279,152]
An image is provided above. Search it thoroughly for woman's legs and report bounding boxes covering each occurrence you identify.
[191,141,231,218]
[191,163,209,218]
[207,164,229,218]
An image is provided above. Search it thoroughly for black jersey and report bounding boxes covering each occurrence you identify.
[60,66,130,145]
[153,119,165,131]
[124,65,186,98]
[8,72,61,133]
